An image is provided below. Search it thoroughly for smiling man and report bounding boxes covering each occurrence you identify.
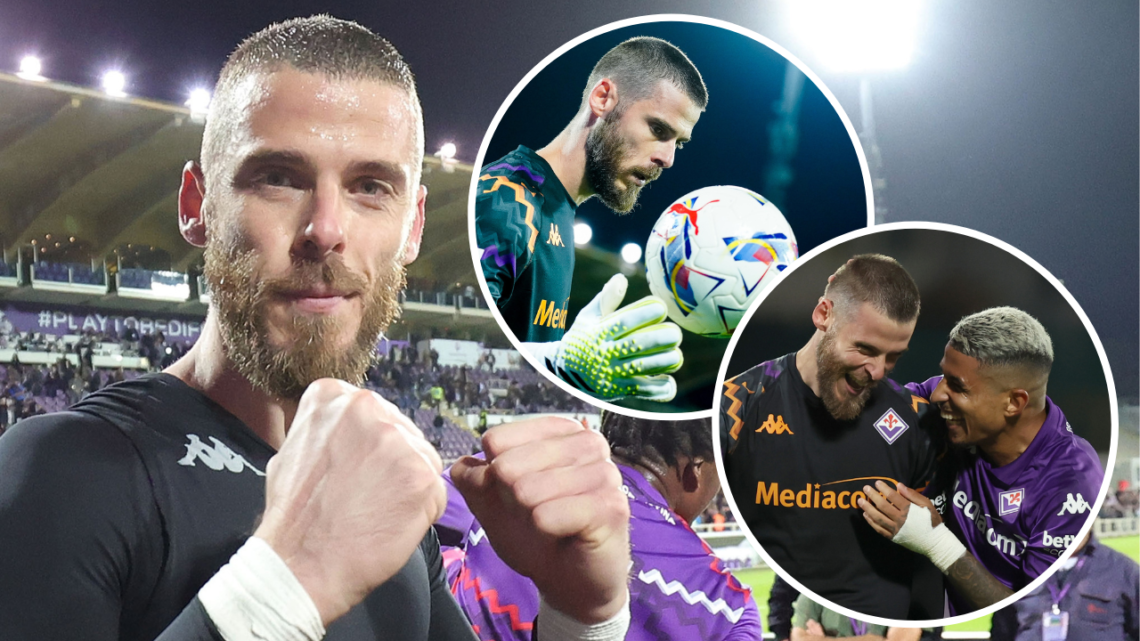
[859,307,1104,614]
[0,16,631,641]
[720,254,942,620]
[476,37,703,402]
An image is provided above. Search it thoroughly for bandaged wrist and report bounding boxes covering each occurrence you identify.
[892,502,968,573]
[536,592,631,641]
[198,537,326,641]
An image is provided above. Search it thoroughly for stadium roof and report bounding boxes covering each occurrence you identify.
[0,73,476,286]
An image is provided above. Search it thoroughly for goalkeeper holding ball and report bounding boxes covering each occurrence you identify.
[476,37,705,402]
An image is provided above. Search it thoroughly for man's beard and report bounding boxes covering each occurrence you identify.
[584,114,658,213]
[204,241,405,400]
[815,329,876,421]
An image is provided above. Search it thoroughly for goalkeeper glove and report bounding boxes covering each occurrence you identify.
[524,274,683,402]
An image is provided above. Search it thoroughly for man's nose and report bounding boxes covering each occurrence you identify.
[295,178,347,259]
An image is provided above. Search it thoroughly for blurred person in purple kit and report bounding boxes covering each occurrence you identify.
[988,531,1138,641]
[859,307,1104,614]
[437,412,763,640]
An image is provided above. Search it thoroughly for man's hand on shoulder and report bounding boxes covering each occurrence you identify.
[450,417,631,625]
[253,379,448,625]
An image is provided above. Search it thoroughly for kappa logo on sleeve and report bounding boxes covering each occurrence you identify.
[177,434,266,476]
[1056,492,1091,516]
[873,408,909,443]
[998,488,1025,516]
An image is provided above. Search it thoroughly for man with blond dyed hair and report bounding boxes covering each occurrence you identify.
[0,15,632,641]
[860,307,1104,615]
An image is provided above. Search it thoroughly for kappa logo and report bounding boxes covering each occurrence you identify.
[999,488,1025,516]
[1056,492,1091,516]
[546,223,564,247]
[177,434,266,476]
[873,408,909,444]
[755,414,793,435]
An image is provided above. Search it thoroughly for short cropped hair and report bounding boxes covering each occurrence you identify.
[581,37,708,113]
[601,412,713,469]
[824,254,921,323]
[201,15,423,186]
[948,307,1053,375]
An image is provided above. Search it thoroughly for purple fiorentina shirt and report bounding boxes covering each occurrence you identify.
[907,377,1104,614]
[438,464,763,641]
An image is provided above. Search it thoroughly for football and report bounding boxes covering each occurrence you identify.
[644,186,799,338]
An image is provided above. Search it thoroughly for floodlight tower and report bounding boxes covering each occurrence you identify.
[788,0,921,224]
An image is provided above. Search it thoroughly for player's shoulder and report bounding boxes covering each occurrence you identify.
[724,354,794,399]
[877,376,931,420]
[478,147,549,203]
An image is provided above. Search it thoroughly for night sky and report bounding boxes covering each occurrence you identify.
[2,0,1136,398]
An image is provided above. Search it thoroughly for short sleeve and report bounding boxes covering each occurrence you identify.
[475,173,540,305]
[720,373,754,458]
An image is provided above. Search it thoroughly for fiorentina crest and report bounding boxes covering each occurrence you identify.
[873,408,909,444]
[999,488,1026,516]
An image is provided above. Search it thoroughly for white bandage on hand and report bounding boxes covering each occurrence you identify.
[892,502,968,573]
[198,537,325,641]
[525,274,683,402]
[536,592,631,641]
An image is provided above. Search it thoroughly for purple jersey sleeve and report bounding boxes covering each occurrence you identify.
[905,376,942,400]
[1019,449,1103,578]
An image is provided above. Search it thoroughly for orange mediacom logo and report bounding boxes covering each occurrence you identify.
[755,414,793,435]
[755,476,900,510]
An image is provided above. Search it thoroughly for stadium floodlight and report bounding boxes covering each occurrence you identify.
[186,88,211,115]
[17,55,45,81]
[621,242,643,264]
[437,142,457,161]
[573,222,593,246]
[787,0,921,73]
[102,70,127,96]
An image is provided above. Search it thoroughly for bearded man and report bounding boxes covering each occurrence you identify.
[719,254,942,620]
[475,37,703,402]
[0,16,631,641]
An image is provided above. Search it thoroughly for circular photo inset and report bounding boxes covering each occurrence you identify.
[715,223,1116,626]
[469,15,871,417]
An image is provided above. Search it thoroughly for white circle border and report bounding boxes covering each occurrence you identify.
[711,220,1120,628]
[465,13,875,420]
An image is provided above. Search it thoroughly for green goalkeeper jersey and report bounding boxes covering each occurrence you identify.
[475,146,577,343]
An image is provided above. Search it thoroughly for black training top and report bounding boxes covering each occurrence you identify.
[0,374,477,641]
[720,353,943,620]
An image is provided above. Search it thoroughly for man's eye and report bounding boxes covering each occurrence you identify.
[358,180,390,196]
[262,171,292,188]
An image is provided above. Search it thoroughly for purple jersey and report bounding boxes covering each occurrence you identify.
[907,377,1104,614]
[438,464,763,641]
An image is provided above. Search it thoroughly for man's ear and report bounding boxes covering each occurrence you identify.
[399,184,427,266]
[811,298,834,332]
[681,459,702,494]
[587,78,619,119]
[1005,388,1031,417]
[178,161,208,247]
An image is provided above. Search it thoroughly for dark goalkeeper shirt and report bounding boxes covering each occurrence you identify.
[0,374,476,641]
[720,353,943,620]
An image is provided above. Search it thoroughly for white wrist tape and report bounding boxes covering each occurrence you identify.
[536,591,631,641]
[892,502,968,573]
[199,537,325,641]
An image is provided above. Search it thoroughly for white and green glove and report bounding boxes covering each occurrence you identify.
[524,274,683,402]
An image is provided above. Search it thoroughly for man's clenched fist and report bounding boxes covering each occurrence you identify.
[451,418,631,624]
[254,379,448,625]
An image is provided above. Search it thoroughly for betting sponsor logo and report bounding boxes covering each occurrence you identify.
[177,434,266,476]
[546,223,564,247]
[1042,529,1079,557]
[755,414,793,435]
[532,299,569,329]
[999,488,1025,516]
[873,408,909,443]
[952,491,1027,558]
[754,476,897,510]
[1056,492,1091,516]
